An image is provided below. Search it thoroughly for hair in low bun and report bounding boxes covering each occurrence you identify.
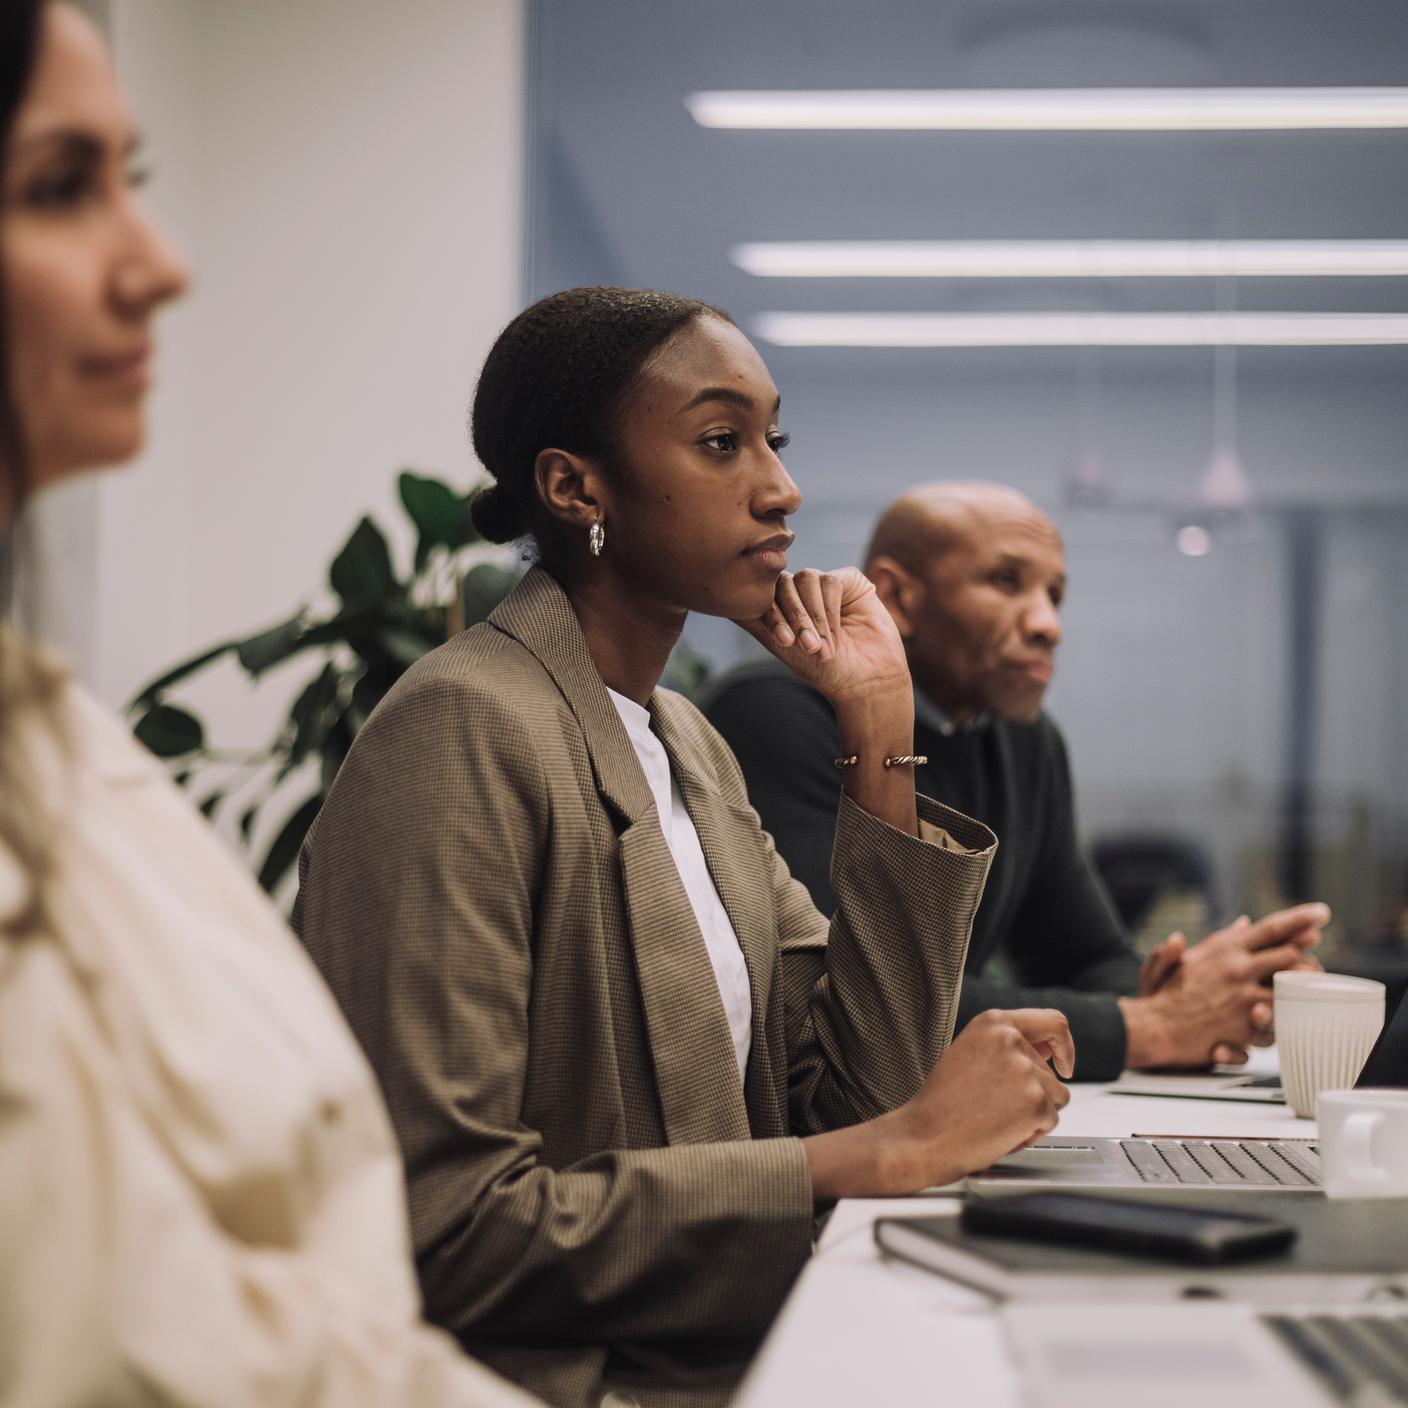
[468,482,526,546]
[470,286,730,558]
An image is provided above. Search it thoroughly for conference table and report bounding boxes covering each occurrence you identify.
[736,1052,1311,1407]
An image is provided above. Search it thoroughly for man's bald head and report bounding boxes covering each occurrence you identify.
[864,481,1052,577]
[864,481,1067,725]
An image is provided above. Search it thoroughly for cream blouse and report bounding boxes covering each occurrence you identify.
[0,667,535,1407]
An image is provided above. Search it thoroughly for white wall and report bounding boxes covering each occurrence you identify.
[91,0,524,748]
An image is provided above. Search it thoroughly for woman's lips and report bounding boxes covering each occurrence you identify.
[748,547,789,571]
[744,533,794,572]
[84,346,153,390]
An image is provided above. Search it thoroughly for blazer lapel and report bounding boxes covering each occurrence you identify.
[488,568,654,825]
[617,819,751,1144]
[488,570,751,1145]
[654,703,782,1131]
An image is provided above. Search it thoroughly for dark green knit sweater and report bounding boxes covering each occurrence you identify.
[703,659,1139,1080]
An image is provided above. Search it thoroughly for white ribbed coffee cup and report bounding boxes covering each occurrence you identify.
[1274,971,1385,1119]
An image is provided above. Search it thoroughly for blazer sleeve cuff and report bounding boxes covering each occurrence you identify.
[830,790,996,914]
[915,793,999,855]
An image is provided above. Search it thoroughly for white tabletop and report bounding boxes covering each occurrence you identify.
[737,1053,1313,1408]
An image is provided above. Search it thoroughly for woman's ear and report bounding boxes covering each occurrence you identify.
[866,554,920,639]
[534,448,606,533]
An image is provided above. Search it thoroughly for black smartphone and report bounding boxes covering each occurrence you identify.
[960,1192,1298,1265]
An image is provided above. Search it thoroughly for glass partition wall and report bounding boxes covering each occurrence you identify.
[525,0,1408,970]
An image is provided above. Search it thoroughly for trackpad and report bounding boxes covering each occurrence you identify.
[991,1143,1106,1171]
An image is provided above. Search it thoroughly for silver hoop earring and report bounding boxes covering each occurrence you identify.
[588,518,606,557]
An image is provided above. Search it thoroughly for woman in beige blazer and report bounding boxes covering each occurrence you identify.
[295,287,1074,1408]
[0,6,535,1403]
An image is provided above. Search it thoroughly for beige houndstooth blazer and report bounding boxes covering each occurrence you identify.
[294,567,996,1408]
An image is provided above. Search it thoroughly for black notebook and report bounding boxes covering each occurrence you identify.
[873,1193,1408,1304]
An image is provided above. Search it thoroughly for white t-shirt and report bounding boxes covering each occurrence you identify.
[608,688,753,1087]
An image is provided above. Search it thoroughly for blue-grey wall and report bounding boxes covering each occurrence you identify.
[525,0,1408,938]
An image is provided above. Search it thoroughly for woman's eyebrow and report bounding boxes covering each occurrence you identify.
[677,387,783,415]
[11,128,143,161]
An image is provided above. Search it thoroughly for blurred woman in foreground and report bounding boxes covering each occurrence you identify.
[0,3,534,1402]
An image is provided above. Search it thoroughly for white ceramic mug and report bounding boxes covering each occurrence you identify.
[1317,1088,1408,1200]
[1274,971,1385,1118]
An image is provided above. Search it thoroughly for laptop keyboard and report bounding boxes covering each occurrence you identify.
[1263,1311,1408,1403]
[1119,1138,1321,1186]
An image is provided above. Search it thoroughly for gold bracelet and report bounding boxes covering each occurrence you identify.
[833,753,929,769]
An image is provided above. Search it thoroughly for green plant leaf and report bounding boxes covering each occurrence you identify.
[128,639,241,711]
[198,790,225,819]
[287,662,343,767]
[399,471,478,568]
[349,661,399,731]
[461,562,520,625]
[256,792,324,895]
[380,628,435,667]
[330,516,397,608]
[236,610,310,675]
[320,711,356,792]
[298,605,384,653]
[133,704,205,758]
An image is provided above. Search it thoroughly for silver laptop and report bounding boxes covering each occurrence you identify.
[967,985,1407,1197]
[1003,1301,1408,1408]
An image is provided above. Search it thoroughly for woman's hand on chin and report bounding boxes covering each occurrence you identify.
[733,567,910,705]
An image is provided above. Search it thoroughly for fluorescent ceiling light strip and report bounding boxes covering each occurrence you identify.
[685,88,1408,131]
[733,240,1408,279]
[753,312,1408,347]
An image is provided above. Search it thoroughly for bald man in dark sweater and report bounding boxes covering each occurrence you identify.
[705,483,1327,1081]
